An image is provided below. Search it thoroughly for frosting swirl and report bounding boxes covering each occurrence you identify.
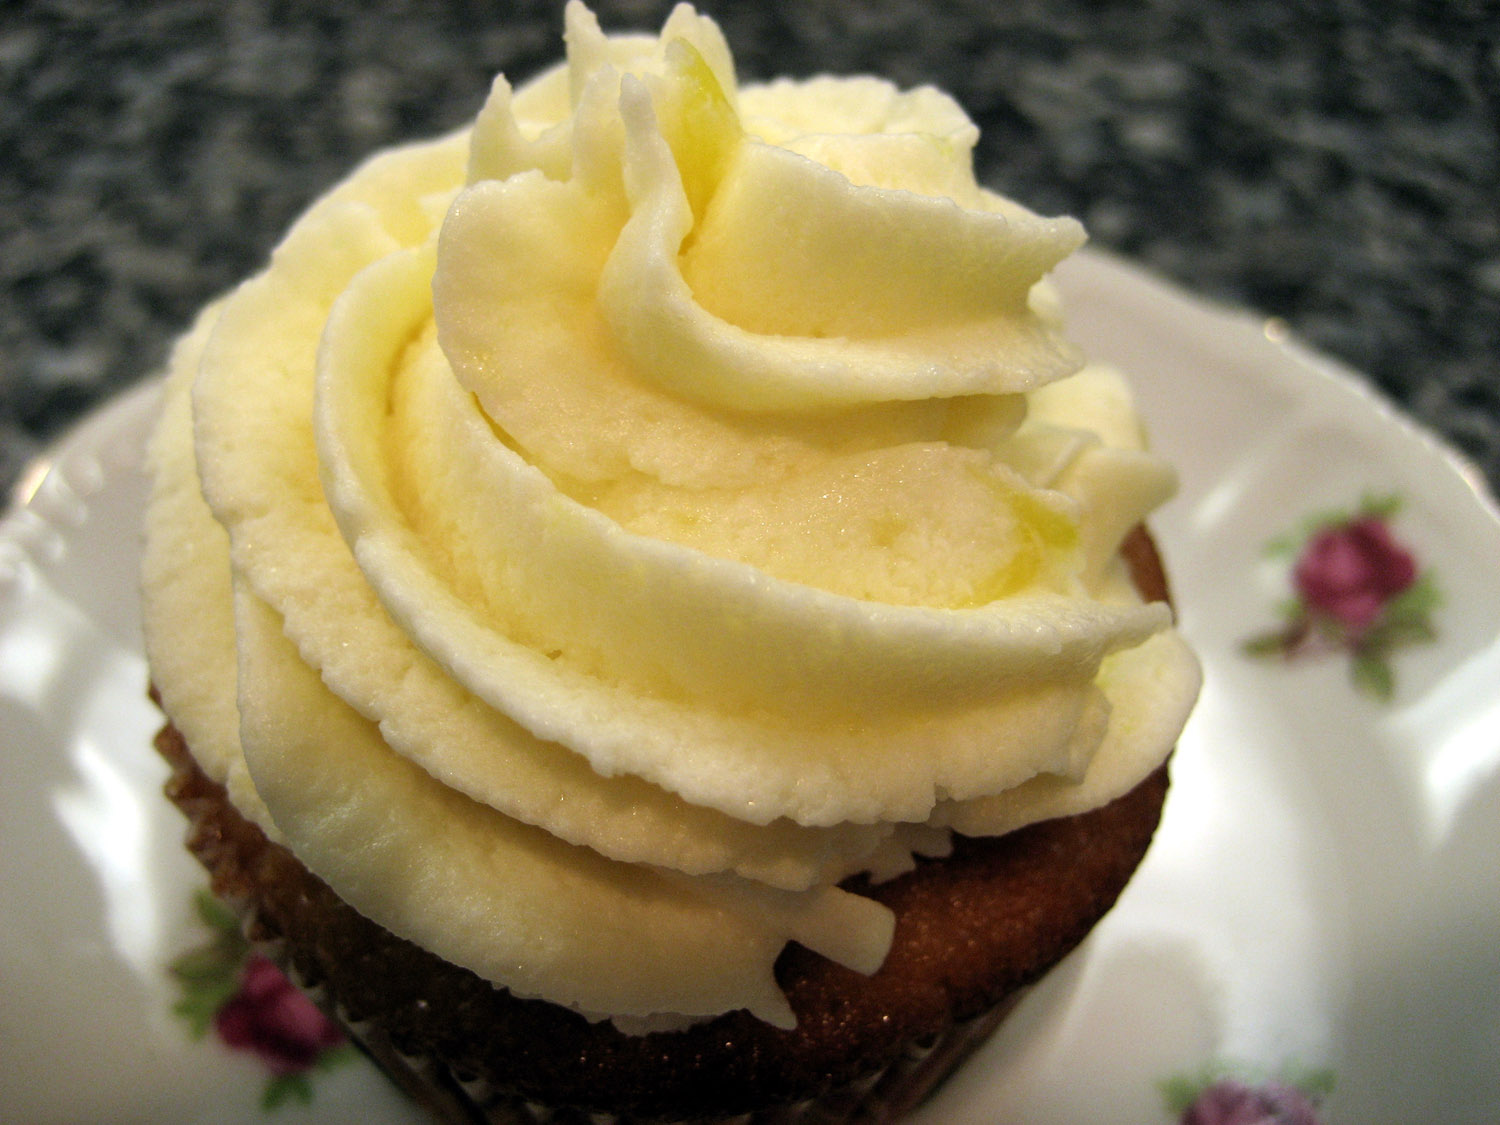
[142,1,1199,1029]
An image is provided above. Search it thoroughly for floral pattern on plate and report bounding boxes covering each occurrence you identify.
[1160,1061,1336,1124]
[1241,493,1441,700]
[169,889,357,1110]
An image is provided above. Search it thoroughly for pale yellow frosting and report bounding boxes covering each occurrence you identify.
[141,2,1199,1030]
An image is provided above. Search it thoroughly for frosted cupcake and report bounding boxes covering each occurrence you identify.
[142,4,1200,1121]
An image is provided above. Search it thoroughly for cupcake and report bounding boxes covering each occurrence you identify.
[141,3,1200,1122]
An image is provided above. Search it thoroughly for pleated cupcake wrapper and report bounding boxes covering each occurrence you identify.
[229,871,1020,1125]
[258,914,1020,1125]
[337,944,1015,1123]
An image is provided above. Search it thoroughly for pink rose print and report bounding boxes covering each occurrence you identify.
[1292,516,1416,635]
[170,890,356,1110]
[1179,1078,1324,1125]
[1161,1063,1334,1125]
[1243,494,1439,700]
[214,954,347,1076]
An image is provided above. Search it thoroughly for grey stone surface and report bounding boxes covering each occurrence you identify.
[3,0,1497,495]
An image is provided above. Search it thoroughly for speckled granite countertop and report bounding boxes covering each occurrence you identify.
[2,0,1497,497]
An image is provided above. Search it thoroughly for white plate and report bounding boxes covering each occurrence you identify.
[3,251,1497,1124]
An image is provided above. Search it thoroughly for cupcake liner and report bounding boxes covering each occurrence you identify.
[424,994,1019,1124]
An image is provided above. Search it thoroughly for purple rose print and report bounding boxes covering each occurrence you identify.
[1292,515,1416,635]
[169,890,355,1110]
[1179,1078,1323,1125]
[214,954,347,1077]
[1242,494,1439,700]
[1161,1063,1334,1125]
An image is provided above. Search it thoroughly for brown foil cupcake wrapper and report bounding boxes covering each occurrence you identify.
[318,966,1017,1125]
[454,997,1017,1125]
[243,890,1022,1125]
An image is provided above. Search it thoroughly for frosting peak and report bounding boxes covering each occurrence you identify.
[442,1,1085,415]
